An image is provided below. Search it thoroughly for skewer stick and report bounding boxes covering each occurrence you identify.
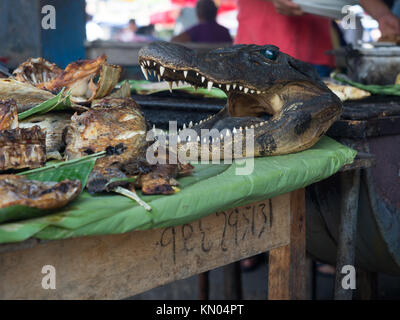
[113,186,152,212]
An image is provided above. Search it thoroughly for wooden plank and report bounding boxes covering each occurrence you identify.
[0,194,291,299]
[339,152,375,172]
[327,116,400,138]
[334,170,360,300]
[268,188,306,300]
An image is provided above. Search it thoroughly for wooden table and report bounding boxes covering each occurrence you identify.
[0,189,306,300]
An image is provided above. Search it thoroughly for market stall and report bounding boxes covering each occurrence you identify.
[1,0,400,301]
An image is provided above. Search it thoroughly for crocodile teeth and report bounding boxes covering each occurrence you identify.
[233,84,237,89]
[183,70,188,78]
[251,90,255,94]
[188,136,191,142]
[141,66,149,80]
[207,81,213,91]
[173,69,176,72]
[244,88,249,93]
[146,60,151,66]
[226,84,230,91]
[239,86,243,90]
[197,136,200,142]
[183,123,186,129]
[177,136,181,143]
[189,121,193,128]
[168,81,173,93]
[226,131,230,137]
[220,134,224,139]
[233,127,237,133]
[160,66,165,76]
[257,90,261,94]
[157,74,161,82]
[196,72,199,76]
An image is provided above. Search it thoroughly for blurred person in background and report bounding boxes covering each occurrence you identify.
[235,1,400,77]
[86,14,106,42]
[173,6,198,36]
[136,24,159,42]
[361,0,400,39]
[117,19,138,42]
[172,0,232,43]
[117,19,153,43]
[235,0,335,77]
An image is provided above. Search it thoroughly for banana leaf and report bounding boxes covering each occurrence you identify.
[332,72,400,96]
[18,88,73,120]
[124,80,227,99]
[0,152,105,224]
[0,137,356,244]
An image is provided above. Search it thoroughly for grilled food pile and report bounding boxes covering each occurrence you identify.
[0,55,192,214]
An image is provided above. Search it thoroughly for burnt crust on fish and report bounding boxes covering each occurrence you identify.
[0,126,46,171]
[19,113,72,160]
[64,98,192,195]
[138,42,342,159]
[64,99,147,162]
[0,99,18,130]
[64,99,148,193]
[0,99,46,171]
[0,175,81,209]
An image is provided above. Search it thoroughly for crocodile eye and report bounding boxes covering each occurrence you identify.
[260,49,278,61]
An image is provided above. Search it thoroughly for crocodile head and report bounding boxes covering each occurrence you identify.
[139,41,342,157]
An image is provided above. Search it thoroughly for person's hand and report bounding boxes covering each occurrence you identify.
[272,0,303,16]
[377,13,400,38]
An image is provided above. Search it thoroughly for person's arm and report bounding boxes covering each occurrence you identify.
[263,0,303,16]
[360,0,400,37]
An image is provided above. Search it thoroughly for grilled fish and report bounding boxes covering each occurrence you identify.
[0,78,55,113]
[0,99,46,171]
[0,99,18,130]
[64,98,147,161]
[65,98,192,194]
[0,175,81,209]
[14,55,122,104]
[13,57,62,88]
[19,113,71,160]
[64,98,148,192]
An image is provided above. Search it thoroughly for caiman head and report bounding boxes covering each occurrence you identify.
[138,41,342,157]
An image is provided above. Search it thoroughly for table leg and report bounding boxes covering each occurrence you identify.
[355,268,378,300]
[223,261,242,300]
[198,272,209,300]
[268,188,306,300]
[334,169,360,300]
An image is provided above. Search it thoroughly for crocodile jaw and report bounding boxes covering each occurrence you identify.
[137,56,278,120]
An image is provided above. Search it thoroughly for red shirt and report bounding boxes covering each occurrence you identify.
[235,0,334,66]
